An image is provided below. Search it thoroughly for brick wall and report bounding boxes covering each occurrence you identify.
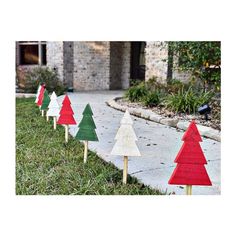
[63,41,74,88]
[46,41,64,82]
[73,41,110,91]
[145,41,169,83]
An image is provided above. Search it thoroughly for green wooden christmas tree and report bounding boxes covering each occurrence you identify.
[40,90,50,118]
[75,104,98,163]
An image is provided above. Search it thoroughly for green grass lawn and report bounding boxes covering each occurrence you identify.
[16,98,163,195]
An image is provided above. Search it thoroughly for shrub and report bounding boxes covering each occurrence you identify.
[143,91,160,107]
[167,79,184,92]
[168,41,221,91]
[125,82,148,102]
[23,67,67,95]
[165,86,213,114]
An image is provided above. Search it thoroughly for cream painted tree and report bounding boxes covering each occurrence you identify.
[111,110,141,184]
[47,91,60,129]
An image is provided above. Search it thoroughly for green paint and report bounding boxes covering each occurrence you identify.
[41,90,50,110]
[79,115,96,129]
[75,103,98,141]
[83,103,93,116]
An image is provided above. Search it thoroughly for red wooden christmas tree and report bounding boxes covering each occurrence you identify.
[36,85,45,107]
[168,120,212,195]
[57,95,76,142]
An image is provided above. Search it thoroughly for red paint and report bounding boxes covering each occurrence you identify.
[182,120,202,142]
[57,95,76,125]
[36,86,45,106]
[168,163,212,186]
[174,142,207,164]
[168,120,212,186]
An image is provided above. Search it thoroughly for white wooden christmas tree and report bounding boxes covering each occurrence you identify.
[47,91,60,129]
[111,110,141,184]
[35,84,42,103]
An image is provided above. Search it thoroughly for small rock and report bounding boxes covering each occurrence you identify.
[160,118,179,127]
[149,114,162,123]
[177,121,190,131]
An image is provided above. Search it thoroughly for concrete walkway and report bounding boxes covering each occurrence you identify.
[58,91,221,195]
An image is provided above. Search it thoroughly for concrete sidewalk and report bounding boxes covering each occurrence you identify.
[58,91,221,195]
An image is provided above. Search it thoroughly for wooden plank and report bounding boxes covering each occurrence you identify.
[65,125,69,143]
[53,116,57,130]
[123,156,128,184]
[84,140,88,163]
[186,185,192,195]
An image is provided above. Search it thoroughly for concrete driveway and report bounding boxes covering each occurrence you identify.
[58,91,221,195]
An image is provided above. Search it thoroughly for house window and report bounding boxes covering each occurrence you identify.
[18,41,47,65]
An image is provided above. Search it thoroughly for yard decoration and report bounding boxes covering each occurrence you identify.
[57,95,76,143]
[168,120,212,195]
[40,90,50,118]
[75,103,98,163]
[111,110,141,184]
[35,84,42,104]
[36,85,45,108]
[47,91,60,129]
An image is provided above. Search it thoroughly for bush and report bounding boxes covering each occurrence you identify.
[165,86,213,113]
[23,67,67,95]
[143,91,160,107]
[125,82,148,102]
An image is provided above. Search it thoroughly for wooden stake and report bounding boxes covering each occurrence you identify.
[42,110,44,117]
[123,156,128,184]
[84,140,88,163]
[65,125,69,143]
[53,116,57,130]
[186,185,192,195]
[46,115,49,122]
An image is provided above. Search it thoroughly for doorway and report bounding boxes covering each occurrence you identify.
[130,42,146,81]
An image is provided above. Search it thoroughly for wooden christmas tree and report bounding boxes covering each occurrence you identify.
[35,84,42,104]
[36,85,45,108]
[47,91,60,129]
[168,120,212,195]
[75,103,98,163]
[40,90,50,118]
[57,95,76,143]
[111,110,141,184]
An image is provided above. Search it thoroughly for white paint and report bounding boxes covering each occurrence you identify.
[120,109,133,125]
[47,91,60,117]
[111,110,141,157]
[35,85,41,103]
[115,124,137,141]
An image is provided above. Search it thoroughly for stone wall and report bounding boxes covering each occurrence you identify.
[63,41,74,88]
[171,54,192,83]
[120,42,131,89]
[46,41,64,82]
[110,42,130,89]
[73,41,110,91]
[172,70,192,83]
[145,41,169,83]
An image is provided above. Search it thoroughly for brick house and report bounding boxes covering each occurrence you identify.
[16,41,187,91]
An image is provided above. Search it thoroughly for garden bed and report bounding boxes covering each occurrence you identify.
[16,98,163,195]
[117,97,220,131]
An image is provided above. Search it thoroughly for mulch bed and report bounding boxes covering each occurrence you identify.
[117,98,221,131]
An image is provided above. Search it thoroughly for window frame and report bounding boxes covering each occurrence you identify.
[17,41,47,66]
